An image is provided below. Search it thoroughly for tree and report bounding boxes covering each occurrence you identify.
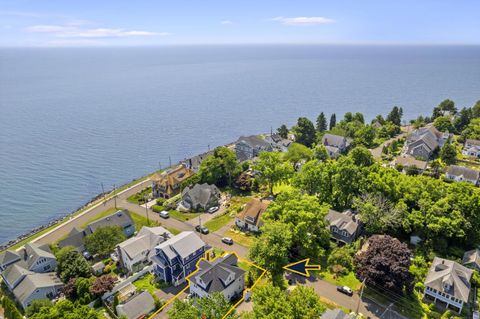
[312,144,329,161]
[439,141,457,165]
[343,112,353,122]
[28,300,98,319]
[349,146,374,167]
[316,112,327,132]
[284,143,313,169]
[249,222,292,279]
[75,277,94,304]
[355,235,413,293]
[386,106,402,126]
[168,300,198,319]
[353,112,365,124]
[433,116,454,132]
[90,275,116,297]
[293,117,316,147]
[453,107,471,133]
[167,293,234,319]
[277,124,289,139]
[250,284,292,319]
[461,118,480,140]
[354,125,376,147]
[55,246,92,282]
[329,113,337,130]
[327,246,354,275]
[253,151,293,195]
[198,146,238,186]
[472,100,480,118]
[433,99,457,119]
[2,296,23,319]
[288,286,326,319]
[85,225,125,257]
[62,277,77,299]
[353,193,404,234]
[26,300,53,317]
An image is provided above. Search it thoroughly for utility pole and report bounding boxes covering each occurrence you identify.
[169,156,172,168]
[144,194,150,226]
[159,161,162,172]
[198,215,202,239]
[113,184,117,208]
[356,279,366,315]
[101,183,106,205]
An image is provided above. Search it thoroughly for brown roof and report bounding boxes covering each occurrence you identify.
[393,156,428,170]
[237,198,270,226]
[151,165,193,195]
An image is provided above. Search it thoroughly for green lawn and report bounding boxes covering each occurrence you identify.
[169,210,201,222]
[204,212,233,232]
[223,228,256,247]
[130,211,160,231]
[133,273,169,295]
[318,271,362,291]
[127,187,152,204]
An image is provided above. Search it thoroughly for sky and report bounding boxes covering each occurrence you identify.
[0,0,479,47]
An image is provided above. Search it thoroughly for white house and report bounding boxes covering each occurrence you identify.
[189,253,245,301]
[116,226,172,274]
[235,198,269,233]
[462,139,480,157]
[445,165,480,185]
[424,257,472,313]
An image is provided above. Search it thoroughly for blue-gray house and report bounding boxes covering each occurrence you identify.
[151,231,206,286]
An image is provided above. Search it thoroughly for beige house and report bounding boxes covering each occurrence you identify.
[235,198,269,233]
[151,165,193,199]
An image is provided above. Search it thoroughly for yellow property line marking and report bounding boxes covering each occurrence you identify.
[148,249,267,319]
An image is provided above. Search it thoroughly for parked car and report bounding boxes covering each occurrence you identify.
[195,225,209,234]
[221,237,233,245]
[82,251,92,260]
[337,286,353,296]
[159,210,169,219]
[208,206,219,214]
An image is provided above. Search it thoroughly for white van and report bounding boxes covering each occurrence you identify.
[159,210,169,219]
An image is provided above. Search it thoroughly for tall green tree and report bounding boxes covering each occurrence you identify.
[454,107,471,133]
[28,300,98,319]
[329,113,337,130]
[353,112,365,124]
[316,112,327,132]
[386,106,403,126]
[277,124,289,139]
[168,293,234,319]
[461,118,480,140]
[84,226,125,257]
[250,284,292,319]
[293,117,316,147]
[288,285,326,319]
[433,99,457,119]
[354,125,376,147]
[284,143,313,170]
[439,141,457,165]
[433,116,454,132]
[312,144,329,161]
[353,193,404,234]
[253,152,293,195]
[198,146,238,186]
[55,246,92,282]
[472,100,480,118]
[349,146,374,167]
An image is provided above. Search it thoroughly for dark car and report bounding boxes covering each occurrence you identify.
[195,225,209,234]
[337,286,353,296]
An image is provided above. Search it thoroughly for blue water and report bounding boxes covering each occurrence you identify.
[1,45,480,244]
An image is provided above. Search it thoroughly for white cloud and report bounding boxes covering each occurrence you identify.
[220,20,233,25]
[25,24,168,38]
[272,16,334,26]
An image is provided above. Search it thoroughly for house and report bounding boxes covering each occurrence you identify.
[234,135,273,162]
[189,253,245,301]
[58,210,135,253]
[321,309,355,319]
[0,243,62,309]
[182,151,214,173]
[424,257,472,313]
[445,165,480,185]
[321,133,351,158]
[235,198,270,233]
[390,156,428,174]
[151,231,207,286]
[265,133,293,152]
[462,139,480,158]
[151,165,194,199]
[0,250,21,271]
[116,226,172,274]
[116,290,156,319]
[463,249,480,271]
[404,124,451,160]
[180,183,221,212]
[325,209,362,244]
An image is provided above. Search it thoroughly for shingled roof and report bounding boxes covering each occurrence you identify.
[155,231,205,260]
[193,254,245,294]
[425,257,472,303]
[463,249,480,270]
[182,183,220,209]
[236,198,269,227]
[447,165,480,181]
[86,210,134,234]
[326,209,361,235]
[118,226,172,260]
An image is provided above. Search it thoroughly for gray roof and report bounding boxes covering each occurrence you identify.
[465,139,480,146]
[0,250,21,267]
[87,210,134,234]
[321,309,354,319]
[193,254,245,294]
[58,227,86,251]
[182,183,220,208]
[425,257,472,303]
[24,243,55,269]
[2,262,32,287]
[13,272,63,306]
[447,165,480,181]
[407,125,443,152]
[236,135,272,150]
[118,226,172,260]
[463,249,480,269]
[116,291,155,319]
[326,210,361,235]
[322,133,348,148]
[393,156,428,170]
[155,231,205,260]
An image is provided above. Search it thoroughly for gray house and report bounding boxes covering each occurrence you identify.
[321,134,351,158]
[234,135,273,162]
[325,209,362,244]
[180,183,221,211]
[404,125,451,160]
[446,165,480,185]
[463,249,480,271]
[264,133,293,152]
[116,290,156,319]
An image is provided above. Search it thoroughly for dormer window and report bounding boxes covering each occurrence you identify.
[443,283,451,291]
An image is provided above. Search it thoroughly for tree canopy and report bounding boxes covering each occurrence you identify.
[55,246,92,282]
[253,151,293,195]
[293,117,316,147]
[84,226,126,257]
[316,112,327,133]
[198,146,238,186]
[167,293,234,319]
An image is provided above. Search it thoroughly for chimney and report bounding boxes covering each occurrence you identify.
[23,248,28,261]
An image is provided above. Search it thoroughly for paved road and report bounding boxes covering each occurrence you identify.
[370,133,407,160]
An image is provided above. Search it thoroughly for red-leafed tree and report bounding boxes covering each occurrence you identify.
[355,235,413,293]
[89,275,116,297]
